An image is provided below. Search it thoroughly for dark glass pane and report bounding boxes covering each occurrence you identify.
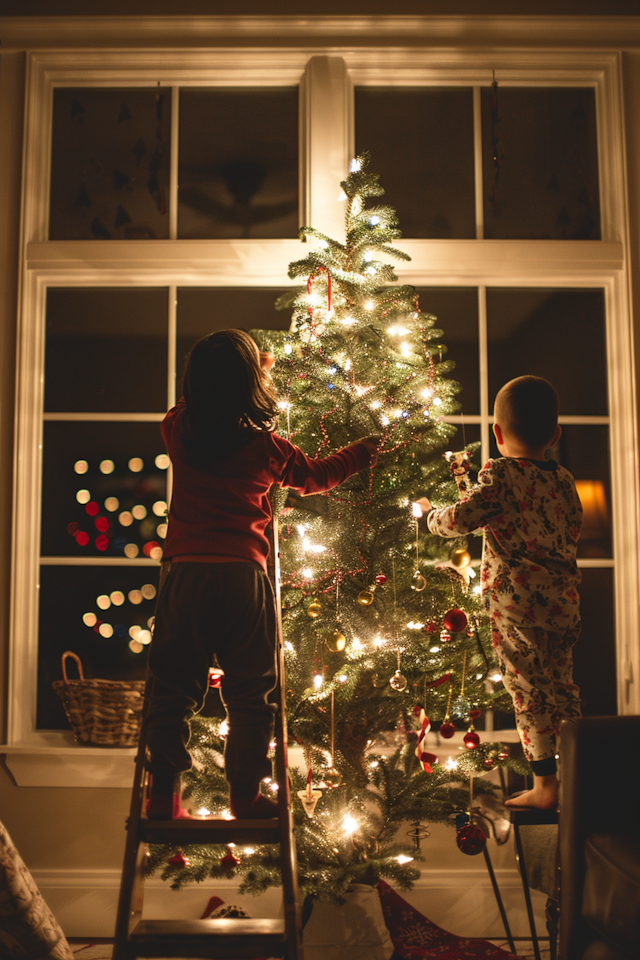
[45,288,168,413]
[50,88,171,241]
[573,567,617,716]
[482,87,600,240]
[178,89,298,239]
[487,289,607,416]
[38,565,157,729]
[415,287,479,414]
[176,287,290,386]
[355,88,475,239]
[489,425,612,559]
[41,422,168,559]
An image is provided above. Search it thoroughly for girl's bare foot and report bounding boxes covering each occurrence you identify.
[504,774,558,810]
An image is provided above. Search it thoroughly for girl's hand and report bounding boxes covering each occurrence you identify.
[413,497,432,516]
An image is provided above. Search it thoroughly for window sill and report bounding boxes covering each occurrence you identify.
[1,732,137,787]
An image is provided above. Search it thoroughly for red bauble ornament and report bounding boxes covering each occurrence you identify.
[220,848,241,871]
[375,574,387,585]
[425,623,437,633]
[440,629,452,643]
[456,824,487,856]
[482,758,495,770]
[439,721,456,739]
[168,850,190,868]
[443,608,468,633]
[463,731,481,749]
[497,751,509,761]
[469,709,482,720]
[208,667,224,689]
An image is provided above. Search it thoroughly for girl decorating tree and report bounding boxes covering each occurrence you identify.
[145,329,377,820]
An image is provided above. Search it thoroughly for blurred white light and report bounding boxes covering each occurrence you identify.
[490,672,502,683]
[396,855,414,864]
[284,343,293,355]
[411,502,423,518]
[432,397,443,407]
[343,814,359,836]
[313,674,323,690]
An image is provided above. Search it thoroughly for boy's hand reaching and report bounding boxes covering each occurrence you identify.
[360,436,382,465]
[412,497,432,517]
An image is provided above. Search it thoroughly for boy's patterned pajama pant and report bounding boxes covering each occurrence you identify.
[491,620,582,763]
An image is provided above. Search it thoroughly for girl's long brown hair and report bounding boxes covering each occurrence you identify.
[180,329,278,464]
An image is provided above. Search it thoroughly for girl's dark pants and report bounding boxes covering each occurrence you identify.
[146,560,277,797]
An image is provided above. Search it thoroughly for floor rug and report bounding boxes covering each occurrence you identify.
[378,880,526,960]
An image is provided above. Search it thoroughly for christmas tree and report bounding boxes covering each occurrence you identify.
[147,154,520,901]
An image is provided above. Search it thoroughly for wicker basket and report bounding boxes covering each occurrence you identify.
[53,651,146,747]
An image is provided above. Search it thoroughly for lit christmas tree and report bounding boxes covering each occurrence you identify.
[146,154,522,901]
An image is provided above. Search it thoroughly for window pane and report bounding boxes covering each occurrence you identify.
[50,88,171,241]
[574,568,616,716]
[489,425,612,559]
[487,288,607,416]
[41,422,168,558]
[482,87,600,240]
[45,288,168,413]
[355,88,475,239]
[415,287,479,414]
[38,565,157,729]
[176,287,290,386]
[178,89,298,239]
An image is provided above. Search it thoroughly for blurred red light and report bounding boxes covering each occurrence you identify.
[143,541,159,558]
[86,501,99,517]
[75,531,90,546]
[95,535,109,551]
[67,522,80,536]
[95,516,110,532]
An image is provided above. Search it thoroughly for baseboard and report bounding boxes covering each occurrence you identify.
[33,867,549,940]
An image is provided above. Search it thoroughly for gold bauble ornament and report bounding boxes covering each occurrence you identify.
[325,629,346,653]
[451,547,471,569]
[322,766,342,789]
[307,601,322,619]
[411,571,427,592]
[389,669,408,692]
[358,590,375,606]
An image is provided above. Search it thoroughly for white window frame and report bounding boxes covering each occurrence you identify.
[6,45,638,786]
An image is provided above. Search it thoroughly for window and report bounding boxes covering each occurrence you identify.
[8,48,638,784]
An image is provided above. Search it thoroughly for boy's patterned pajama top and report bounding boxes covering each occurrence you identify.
[426,457,583,632]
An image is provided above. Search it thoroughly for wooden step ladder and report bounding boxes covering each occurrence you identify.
[113,517,304,960]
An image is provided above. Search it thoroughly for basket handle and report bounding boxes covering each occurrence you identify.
[61,651,85,683]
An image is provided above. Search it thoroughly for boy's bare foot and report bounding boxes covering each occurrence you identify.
[504,774,558,811]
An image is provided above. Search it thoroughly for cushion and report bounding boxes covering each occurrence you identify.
[0,820,73,960]
[582,833,640,958]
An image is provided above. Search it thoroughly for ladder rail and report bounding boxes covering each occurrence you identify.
[113,505,303,959]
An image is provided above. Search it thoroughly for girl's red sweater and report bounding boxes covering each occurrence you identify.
[161,398,372,571]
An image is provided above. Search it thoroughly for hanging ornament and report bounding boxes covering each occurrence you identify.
[451,547,471,570]
[456,823,487,856]
[443,608,468,633]
[440,686,455,738]
[375,574,387,585]
[389,669,408,692]
[482,757,495,770]
[168,849,190,868]
[444,450,472,496]
[307,601,322,618]
[325,629,346,653]
[208,667,224,689]
[414,709,439,773]
[220,846,241,872]
[497,751,509,761]
[411,571,427,592]
[406,821,431,851]
[464,730,481,750]
[440,628,452,643]
[357,589,375,606]
[322,766,342,789]
[298,769,322,818]
[322,689,342,788]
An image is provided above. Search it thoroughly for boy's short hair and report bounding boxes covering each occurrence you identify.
[494,376,559,448]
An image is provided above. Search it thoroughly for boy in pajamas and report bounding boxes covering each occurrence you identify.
[417,376,582,810]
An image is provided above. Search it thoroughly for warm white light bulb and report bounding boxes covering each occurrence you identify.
[411,502,423,518]
[343,814,359,835]
[396,855,414,864]
[313,674,323,690]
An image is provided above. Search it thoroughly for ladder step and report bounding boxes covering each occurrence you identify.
[140,818,281,845]
[129,918,286,958]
